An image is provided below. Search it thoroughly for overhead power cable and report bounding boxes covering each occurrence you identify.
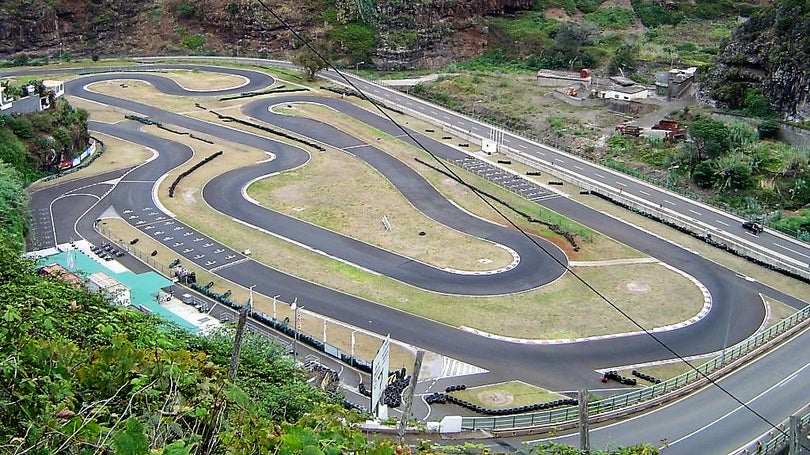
[253,0,806,449]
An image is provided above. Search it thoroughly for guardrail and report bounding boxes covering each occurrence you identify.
[458,302,810,432]
[335,74,810,282]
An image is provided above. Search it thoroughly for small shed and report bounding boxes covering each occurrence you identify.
[87,272,131,306]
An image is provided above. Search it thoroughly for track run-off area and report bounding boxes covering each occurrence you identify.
[13,61,810,454]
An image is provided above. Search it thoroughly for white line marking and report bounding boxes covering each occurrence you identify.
[716,220,729,226]
[574,165,584,170]
[664,199,676,206]
[616,182,626,187]
[639,190,651,196]
[774,243,810,259]
[594,173,606,179]
[518,144,527,149]
[689,209,701,216]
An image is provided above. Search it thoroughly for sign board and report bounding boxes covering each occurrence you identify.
[371,334,391,414]
[482,138,497,155]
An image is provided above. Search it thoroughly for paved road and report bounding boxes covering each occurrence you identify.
[16,62,810,454]
[319,69,810,273]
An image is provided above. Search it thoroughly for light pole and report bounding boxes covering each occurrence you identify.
[236,39,243,58]
[272,294,280,320]
[291,298,301,357]
[350,330,358,358]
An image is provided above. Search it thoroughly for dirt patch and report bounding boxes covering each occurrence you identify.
[182,188,198,205]
[478,390,514,407]
[619,281,652,294]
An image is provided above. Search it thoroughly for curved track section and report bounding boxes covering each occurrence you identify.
[21,64,808,391]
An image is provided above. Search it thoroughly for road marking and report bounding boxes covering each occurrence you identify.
[538,152,545,156]
[518,144,527,149]
[504,138,511,143]
[689,209,701,216]
[594,173,605,179]
[443,115,451,120]
[716,220,729,226]
[664,199,676,206]
[774,243,810,258]
[666,360,810,449]
[471,126,480,131]
[554,158,564,163]
[574,165,584,170]
[639,190,650,196]
[616,182,626,187]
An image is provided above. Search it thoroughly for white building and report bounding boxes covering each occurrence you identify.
[0,85,12,111]
[599,84,650,101]
[87,272,131,306]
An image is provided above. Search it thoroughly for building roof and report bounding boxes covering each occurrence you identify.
[606,84,649,94]
[609,76,637,86]
[537,70,589,80]
[40,263,84,286]
[88,271,125,290]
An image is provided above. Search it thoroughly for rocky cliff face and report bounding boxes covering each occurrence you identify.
[709,0,810,121]
[0,0,532,69]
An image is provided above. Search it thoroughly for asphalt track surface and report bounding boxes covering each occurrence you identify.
[18,63,810,453]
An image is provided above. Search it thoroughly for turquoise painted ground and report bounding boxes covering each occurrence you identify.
[40,250,195,331]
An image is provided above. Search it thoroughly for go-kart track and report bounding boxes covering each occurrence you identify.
[16,62,810,454]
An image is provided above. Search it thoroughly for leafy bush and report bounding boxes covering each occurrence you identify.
[327,23,377,61]
[182,33,206,51]
[585,7,636,29]
[631,0,685,27]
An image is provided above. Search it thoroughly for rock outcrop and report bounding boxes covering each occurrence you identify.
[709,0,810,120]
[0,0,532,69]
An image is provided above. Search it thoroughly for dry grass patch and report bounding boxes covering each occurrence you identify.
[87,80,201,113]
[763,295,804,328]
[97,217,417,369]
[285,103,643,262]
[448,381,566,408]
[247,144,514,271]
[485,262,702,339]
[163,69,248,91]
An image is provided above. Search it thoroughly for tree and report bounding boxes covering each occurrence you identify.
[688,118,731,161]
[691,159,717,187]
[292,40,331,81]
[0,162,29,252]
[608,44,638,76]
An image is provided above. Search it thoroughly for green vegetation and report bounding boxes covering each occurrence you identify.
[0,98,90,183]
[326,23,377,62]
[0,162,29,252]
[585,7,637,30]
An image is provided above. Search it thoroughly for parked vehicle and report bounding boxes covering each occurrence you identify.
[742,221,764,234]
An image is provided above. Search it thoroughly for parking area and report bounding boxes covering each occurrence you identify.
[453,156,559,203]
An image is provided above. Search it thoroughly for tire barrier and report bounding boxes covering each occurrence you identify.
[358,381,372,397]
[547,181,564,185]
[632,370,662,384]
[343,398,368,414]
[441,136,452,139]
[206,109,326,151]
[305,359,340,394]
[497,160,512,165]
[217,85,309,101]
[445,384,467,393]
[590,191,810,285]
[425,392,578,415]
[459,143,470,147]
[415,157,581,251]
[526,171,542,176]
[602,370,637,386]
[168,150,223,198]
[425,129,435,133]
[41,138,106,183]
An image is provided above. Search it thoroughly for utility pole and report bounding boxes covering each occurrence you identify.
[228,285,254,381]
[578,388,590,453]
[398,350,424,445]
[789,415,800,455]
